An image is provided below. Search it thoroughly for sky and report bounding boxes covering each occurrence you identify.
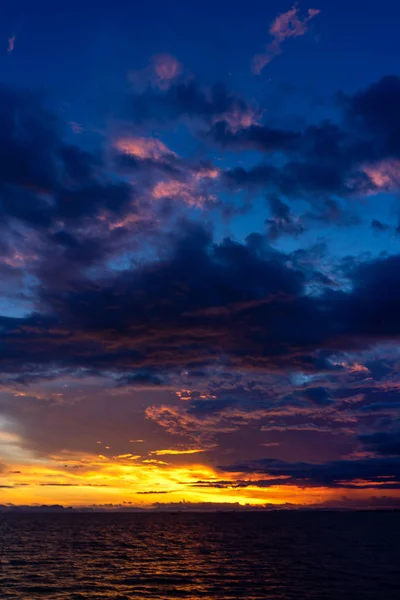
[1,0,400,510]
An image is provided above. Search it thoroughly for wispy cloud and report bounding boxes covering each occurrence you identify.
[129,54,183,90]
[152,54,182,89]
[150,448,205,456]
[252,4,320,74]
[7,33,15,53]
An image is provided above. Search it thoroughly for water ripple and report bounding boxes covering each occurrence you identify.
[1,512,399,599]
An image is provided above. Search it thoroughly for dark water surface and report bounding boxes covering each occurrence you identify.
[1,512,399,599]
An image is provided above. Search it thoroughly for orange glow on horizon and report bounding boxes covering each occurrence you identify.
[2,450,400,509]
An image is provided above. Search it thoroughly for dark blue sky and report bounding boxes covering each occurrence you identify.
[1,0,400,508]
[3,0,398,253]
[3,1,400,115]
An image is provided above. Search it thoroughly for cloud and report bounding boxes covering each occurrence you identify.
[2,75,400,470]
[223,77,400,204]
[362,159,400,191]
[152,177,217,208]
[129,54,183,91]
[265,195,305,241]
[4,221,400,384]
[371,219,390,233]
[117,370,168,388]
[150,448,205,456]
[129,80,257,130]
[115,137,177,161]
[152,54,182,89]
[303,387,332,406]
[0,86,132,229]
[252,5,320,74]
[260,423,352,434]
[359,431,400,456]
[7,34,15,53]
[344,75,400,143]
[126,73,400,215]
[340,76,400,180]
[112,134,220,210]
[304,198,361,228]
[207,121,299,152]
[221,456,400,489]
[4,50,400,510]
[137,490,169,494]
[224,122,364,200]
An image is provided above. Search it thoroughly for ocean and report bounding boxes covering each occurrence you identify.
[1,512,399,599]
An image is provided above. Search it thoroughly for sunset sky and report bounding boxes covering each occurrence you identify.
[1,0,400,510]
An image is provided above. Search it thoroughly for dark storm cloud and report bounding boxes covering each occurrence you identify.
[128,75,400,206]
[212,120,344,161]
[55,182,132,221]
[304,198,361,227]
[225,156,370,201]
[0,86,131,229]
[265,195,305,240]
[220,456,400,489]
[49,231,112,266]
[2,76,400,382]
[207,121,300,152]
[345,253,400,337]
[222,76,400,204]
[364,359,394,380]
[224,160,371,204]
[187,396,247,417]
[0,86,61,193]
[0,185,53,228]
[113,150,181,178]
[117,370,168,388]
[360,402,400,414]
[303,387,332,406]
[2,74,398,243]
[3,222,400,379]
[359,430,400,456]
[127,75,400,210]
[371,219,390,233]
[342,75,400,160]
[0,225,310,375]
[130,80,253,125]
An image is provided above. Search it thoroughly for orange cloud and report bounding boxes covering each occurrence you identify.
[3,452,400,509]
[333,361,370,375]
[115,136,176,160]
[152,179,217,208]
[252,4,320,74]
[1,250,38,268]
[114,453,141,460]
[114,137,219,209]
[150,448,206,456]
[193,166,220,181]
[150,163,220,207]
[362,159,400,191]
[217,104,261,133]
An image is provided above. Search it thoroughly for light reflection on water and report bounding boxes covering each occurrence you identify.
[1,512,400,599]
